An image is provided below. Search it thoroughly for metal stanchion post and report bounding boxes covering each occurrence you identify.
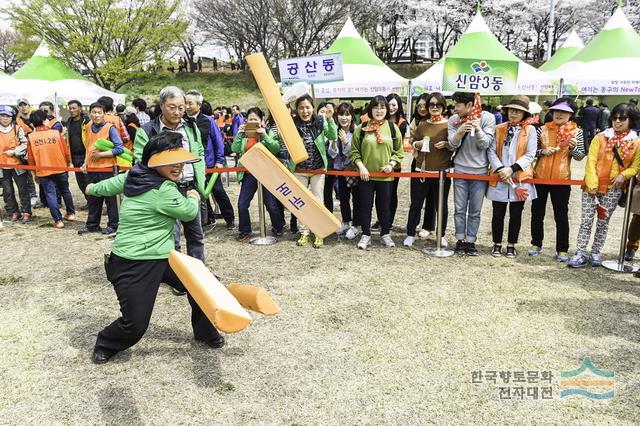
[250,182,276,245]
[603,177,638,272]
[424,170,454,257]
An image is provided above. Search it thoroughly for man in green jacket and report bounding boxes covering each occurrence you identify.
[134,86,208,264]
[89,132,224,365]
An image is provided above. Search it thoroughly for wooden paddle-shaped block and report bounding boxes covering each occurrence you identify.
[168,250,252,333]
[245,53,308,165]
[240,143,341,238]
[227,284,280,316]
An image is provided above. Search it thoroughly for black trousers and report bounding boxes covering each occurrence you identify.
[1,169,31,215]
[95,253,220,354]
[204,173,234,225]
[359,180,393,236]
[86,171,119,229]
[530,184,571,252]
[492,201,525,244]
[407,176,451,237]
[72,154,89,202]
[389,176,400,225]
[323,174,338,212]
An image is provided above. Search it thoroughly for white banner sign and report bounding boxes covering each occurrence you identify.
[278,53,343,85]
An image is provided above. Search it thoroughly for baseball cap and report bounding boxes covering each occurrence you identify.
[0,105,16,117]
[148,148,200,168]
[16,98,29,106]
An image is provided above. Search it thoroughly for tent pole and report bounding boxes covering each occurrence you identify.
[405,80,413,136]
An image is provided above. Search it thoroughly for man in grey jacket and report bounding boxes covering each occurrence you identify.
[447,92,496,255]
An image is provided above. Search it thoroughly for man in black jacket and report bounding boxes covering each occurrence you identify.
[66,100,90,208]
[580,99,600,151]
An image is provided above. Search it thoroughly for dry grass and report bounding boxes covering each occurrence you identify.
[1,158,640,425]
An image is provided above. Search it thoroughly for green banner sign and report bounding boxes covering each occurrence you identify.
[443,58,519,95]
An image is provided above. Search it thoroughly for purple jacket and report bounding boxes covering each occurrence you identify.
[196,113,225,167]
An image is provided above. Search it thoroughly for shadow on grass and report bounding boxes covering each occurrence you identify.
[98,385,143,425]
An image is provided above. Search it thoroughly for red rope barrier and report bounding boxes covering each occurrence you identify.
[0,163,586,185]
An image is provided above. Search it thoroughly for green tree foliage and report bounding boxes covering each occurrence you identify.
[5,0,187,90]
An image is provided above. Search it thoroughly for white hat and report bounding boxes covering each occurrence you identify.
[282,82,311,105]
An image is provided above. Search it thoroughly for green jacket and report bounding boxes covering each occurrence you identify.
[287,117,337,173]
[351,121,404,182]
[89,172,199,260]
[134,117,206,195]
[231,130,280,182]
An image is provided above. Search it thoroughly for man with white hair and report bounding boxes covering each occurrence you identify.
[185,89,235,230]
[134,86,208,265]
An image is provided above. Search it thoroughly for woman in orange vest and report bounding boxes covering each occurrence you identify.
[0,105,31,223]
[529,97,585,262]
[26,110,75,228]
[487,95,538,258]
[568,103,640,268]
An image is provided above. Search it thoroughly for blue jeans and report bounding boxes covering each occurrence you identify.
[453,177,487,243]
[39,172,75,221]
[238,173,284,234]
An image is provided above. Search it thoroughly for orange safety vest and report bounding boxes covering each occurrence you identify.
[104,113,132,151]
[490,123,534,186]
[84,122,117,169]
[45,117,62,132]
[534,122,579,181]
[0,128,22,167]
[594,133,639,193]
[16,116,33,136]
[27,129,69,177]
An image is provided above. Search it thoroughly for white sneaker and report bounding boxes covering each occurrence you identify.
[345,226,360,240]
[418,228,431,239]
[403,236,415,247]
[440,237,449,248]
[336,223,350,235]
[357,235,371,250]
[381,234,395,248]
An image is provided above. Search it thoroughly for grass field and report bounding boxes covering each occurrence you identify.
[119,71,264,110]
[1,158,639,424]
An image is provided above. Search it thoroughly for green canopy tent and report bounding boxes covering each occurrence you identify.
[312,17,409,98]
[412,12,557,95]
[12,43,125,105]
[539,29,584,72]
[549,7,640,95]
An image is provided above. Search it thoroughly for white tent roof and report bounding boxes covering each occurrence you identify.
[413,13,556,95]
[312,18,408,98]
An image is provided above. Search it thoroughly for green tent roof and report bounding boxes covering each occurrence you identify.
[539,30,584,71]
[13,43,86,81]
[325,18,385,66]
[569,8,640,63]
[446,14,519,61]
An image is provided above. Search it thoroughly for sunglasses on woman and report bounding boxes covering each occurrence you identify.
[429,102,444,108]
[612,115,629,122]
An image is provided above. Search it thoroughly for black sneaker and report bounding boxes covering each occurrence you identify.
[454,240,466,255]
[226,221,235,231]
[101,226,117,236]
[78,226,101,235]
[465,242,478,256]
[491,244,502,257]
[505,246,517,258]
